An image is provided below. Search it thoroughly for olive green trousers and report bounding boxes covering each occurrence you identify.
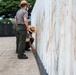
[17,30,27,55]
[16,25,27,55]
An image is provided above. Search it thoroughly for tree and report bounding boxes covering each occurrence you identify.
[0,0,36,18]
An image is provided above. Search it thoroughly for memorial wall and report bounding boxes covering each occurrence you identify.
[31,0,76,75]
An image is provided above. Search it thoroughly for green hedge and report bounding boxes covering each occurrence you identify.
[0,18,12,24]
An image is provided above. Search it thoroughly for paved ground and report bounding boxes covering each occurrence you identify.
[0,37,40,75]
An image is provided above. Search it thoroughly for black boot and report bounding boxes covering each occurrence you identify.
[17,54,28,59]
[25,48,31,51]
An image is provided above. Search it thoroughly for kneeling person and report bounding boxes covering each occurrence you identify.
[25,31,35,52]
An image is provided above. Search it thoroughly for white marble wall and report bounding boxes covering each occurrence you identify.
[31,0,76,75]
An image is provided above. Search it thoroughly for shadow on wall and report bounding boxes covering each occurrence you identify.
[34,52,48,75]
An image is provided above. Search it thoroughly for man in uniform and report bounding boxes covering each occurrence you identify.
[14,0,30,59]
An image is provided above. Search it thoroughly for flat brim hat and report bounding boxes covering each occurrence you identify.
[29,26,36,33]
[19,0,29,7]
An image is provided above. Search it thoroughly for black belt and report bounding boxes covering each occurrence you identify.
[17,24,25,26]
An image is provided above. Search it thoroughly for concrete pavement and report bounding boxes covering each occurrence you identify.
[0,37,40,75]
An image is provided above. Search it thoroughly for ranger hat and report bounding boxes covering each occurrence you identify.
[29,26,36,33]
[19,0,29,7]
